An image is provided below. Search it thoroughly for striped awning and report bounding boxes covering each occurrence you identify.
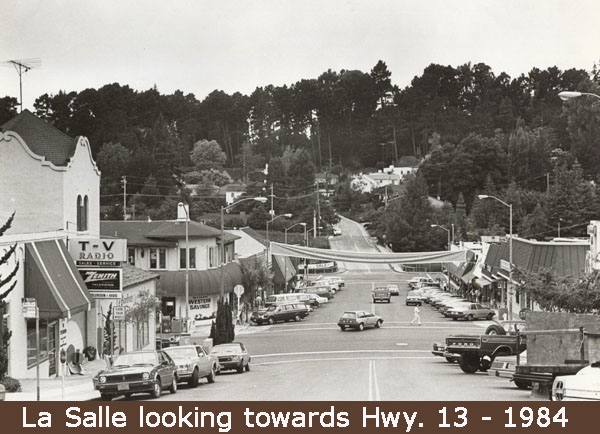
[157,262,243,297]
[25,239,93,320]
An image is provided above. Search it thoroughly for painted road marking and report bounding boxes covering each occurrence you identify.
[263,326,486,333]
[368,360,381,401]
[252,349,432,358]
[253,356,436,367]
[395,343,409,346]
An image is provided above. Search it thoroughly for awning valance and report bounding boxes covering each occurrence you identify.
[157,262,243,297]
[270,242,468,264]
[25,240,93,320]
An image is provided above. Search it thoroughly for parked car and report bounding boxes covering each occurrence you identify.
[338,311,384,331]
[264,293,301,307]
[446,303,495,321]
[163,345,217,387]
[251,302,309,325]
[93,350,177,401]
[333,228,342,236]
[488,351,530,389]
[210,342,251,373]
[405,291,422,306]
[439,300,471,316]
[295,293,320,308]
[319,275,345,289]
[552,362,600,401]
[408,277,436,289]
[298,286,334,299]
[305,293,328,305]
[372,286,391,303]
[387,284,400,296]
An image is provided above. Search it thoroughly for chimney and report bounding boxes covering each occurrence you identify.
[177,202,189,222]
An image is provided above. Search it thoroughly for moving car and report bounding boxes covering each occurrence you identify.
[338,311,383,331]
[163,345,217,387]
[372,286,391,303]
[405,291,422,306]
[552,362,600,401]
[210,342,251,373]
[387,284,400,296]
[93,350,177,401]
[251,302,309,325]
[446,303,495,321]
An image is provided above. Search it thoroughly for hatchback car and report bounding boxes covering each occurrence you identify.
[338,311,383,331]
[210,342,251,373]
[93,350,177,401]
[163,345,217,387]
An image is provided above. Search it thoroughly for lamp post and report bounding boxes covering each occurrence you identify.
[177,203,190,327]
[284,222,306,291]
[220,197,268,299]
[478,194,513,320]
[266,213,293,241]
[558,91,600,101]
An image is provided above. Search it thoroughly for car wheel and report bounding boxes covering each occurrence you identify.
[189,368,200,388]
[485,325,506,336]
[387,299,391,303]
[339,326,346,331]
[123,393,132,399]
[245,362,250,372]
[486,312,494,320]
[445,357,457,363]
[452,318,457,321]
[514,380,530,389]
[100,393,113,401]
[207,368,216,384]
[458,353,480,374]
[375,320,382,328]
[150,379,162,398]
[358,323,364,331]
[237,363,244,374]
[268,317,275,325]
[169,376,177,394]
[466,314,474,321]
[294,314,301,322]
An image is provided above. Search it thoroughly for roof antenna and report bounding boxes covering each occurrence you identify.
[1,58,42,112]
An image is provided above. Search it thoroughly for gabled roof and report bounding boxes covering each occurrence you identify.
[240,227,268,247]
[122,264,159,288]
[1,110,77,166]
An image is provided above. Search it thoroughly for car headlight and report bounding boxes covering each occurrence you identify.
[232,355,241,360]
[142,372,150,380]
[99,376,107,383]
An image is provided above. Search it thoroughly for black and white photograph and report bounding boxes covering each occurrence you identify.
[1,0,600,403]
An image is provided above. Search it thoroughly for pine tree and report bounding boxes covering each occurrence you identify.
[103,303,118,355]
[0,212,18,379]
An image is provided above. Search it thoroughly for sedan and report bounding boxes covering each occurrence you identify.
[446,303,495,321]
[405,291,422,306]
[338,311,383,331]
[387,284,400,296]
[552,363,600,401]
[210,342,251,373]
[93,350,177,401]
[163,345,217,387]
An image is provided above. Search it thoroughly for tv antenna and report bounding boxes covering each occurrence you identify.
[1,58,42,112]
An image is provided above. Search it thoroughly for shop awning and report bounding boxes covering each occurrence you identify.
[461,269,476,285]
[480,268,496,284]
[157,262,243,297]
[25,239,94,320]
[273,255,295,284]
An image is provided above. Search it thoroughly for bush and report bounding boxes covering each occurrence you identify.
[0,376,21,393]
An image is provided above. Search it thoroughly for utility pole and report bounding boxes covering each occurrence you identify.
[2,59,41,112]
[546,173,550,194]
[393,126,398,165]
[313,210,317,239]
[270,183,274,217]
[384,185,388,208]
[315,184,321,237]
[328,134,333,170]
[121,176,127,220]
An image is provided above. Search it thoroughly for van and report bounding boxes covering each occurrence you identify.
[264,294,300,307]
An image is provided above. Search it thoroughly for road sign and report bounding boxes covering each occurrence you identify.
[113,305,126,321]
[234,285,245,297]
[22,298,37,319]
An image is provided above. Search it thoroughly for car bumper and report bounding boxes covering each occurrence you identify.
[487,368,514,379]
[95,379,158,394]
[405,299,421,305]
[446,313,466,319]
[218,361,244,370]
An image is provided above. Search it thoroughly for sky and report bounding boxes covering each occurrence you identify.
[1,0,599,110]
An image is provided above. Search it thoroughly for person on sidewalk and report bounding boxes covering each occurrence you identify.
[411,305,421,326]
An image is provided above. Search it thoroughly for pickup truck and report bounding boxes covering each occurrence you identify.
[440,321,528,373]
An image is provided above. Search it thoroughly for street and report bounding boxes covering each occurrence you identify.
[102,218,533,402]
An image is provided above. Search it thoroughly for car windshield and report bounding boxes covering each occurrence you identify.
[211,344,242,355]
[341,312,356,319]
[163,348,198,359]
[112,352,158,367]
[266,305,278,311]
[266,296,277,303]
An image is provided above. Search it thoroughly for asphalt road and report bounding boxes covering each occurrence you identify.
[107,218,534,401]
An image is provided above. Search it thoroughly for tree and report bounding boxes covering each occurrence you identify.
[0,96,18,125]
[240,256,271,321]
[96,142,131,178]
[190,139,227,170]
[0,213,18,379]
[212,298,235,346]
[125,290,160,350]
[103,303,118,355]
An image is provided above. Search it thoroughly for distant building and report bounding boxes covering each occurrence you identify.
[350,165,417,193]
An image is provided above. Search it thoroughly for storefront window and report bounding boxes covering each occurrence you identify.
[179,248,196,269]
[208,246,218,268]
[26,320,48,368]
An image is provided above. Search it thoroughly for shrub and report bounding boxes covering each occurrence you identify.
[0,376,21,393]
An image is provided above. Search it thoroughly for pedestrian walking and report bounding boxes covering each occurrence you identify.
[411,305,421,326]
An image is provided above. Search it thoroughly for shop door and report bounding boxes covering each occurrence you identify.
[48,322,57,376]
[162,297,176,318]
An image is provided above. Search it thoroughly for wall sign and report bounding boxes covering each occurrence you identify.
[69,238,127,263]
[189,296,211,310]
[78,268,123,299]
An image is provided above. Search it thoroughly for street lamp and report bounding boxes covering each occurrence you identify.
[558,91,600,101]
[430,224,453,251]
[266,213,293,241]
[177,202,190,327]
[284,222,306,291]
[478,194,513,320]
[220,197,268,298]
